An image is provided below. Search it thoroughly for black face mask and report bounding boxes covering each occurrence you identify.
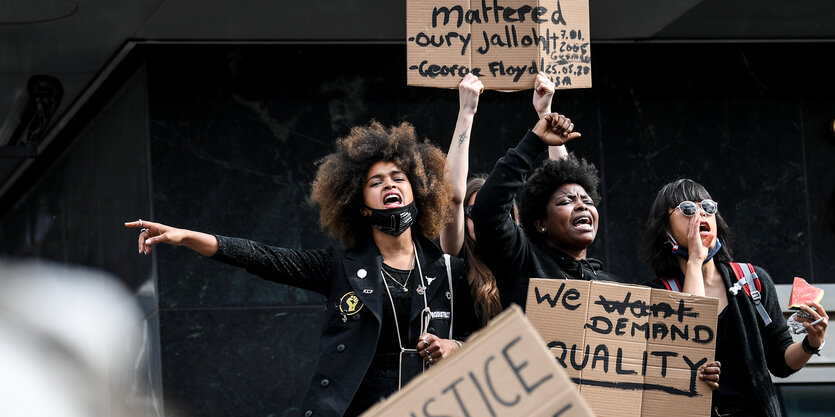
[366,202,418,236]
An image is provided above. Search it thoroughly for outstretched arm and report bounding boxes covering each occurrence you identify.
[532,72,568,160]
[440,73,483,255]
[125,220,218,256]
[124,219,333,293]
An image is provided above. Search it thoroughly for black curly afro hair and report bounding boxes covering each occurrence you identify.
[517,154,601,244]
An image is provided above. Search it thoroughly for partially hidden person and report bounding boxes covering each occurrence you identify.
[440,72,568,325]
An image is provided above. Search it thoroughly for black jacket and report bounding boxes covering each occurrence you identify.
[645,262,796,417]
[471,130,620,310]
[212,234,475,417]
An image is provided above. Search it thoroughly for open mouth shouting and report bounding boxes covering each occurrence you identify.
[699,221,715,247]
[383,192,403,208]
[572,213,594,232]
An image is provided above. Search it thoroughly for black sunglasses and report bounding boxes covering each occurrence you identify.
[464,205,474,219]
[673,199,718,216]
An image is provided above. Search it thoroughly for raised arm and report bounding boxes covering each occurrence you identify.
[533,113,582,146]
[471,114,580,302]
[440,73,483,255]
[532,72,568,161]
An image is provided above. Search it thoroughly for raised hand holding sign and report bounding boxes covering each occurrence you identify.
[407,0,592,90]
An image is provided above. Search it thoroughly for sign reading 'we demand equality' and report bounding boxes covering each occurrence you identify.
[526,279,718,417]
[407,0,592,90]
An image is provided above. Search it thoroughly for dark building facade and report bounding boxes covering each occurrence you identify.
[1,40,834,416]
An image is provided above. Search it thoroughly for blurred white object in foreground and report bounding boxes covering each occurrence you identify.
[0,260,145,417]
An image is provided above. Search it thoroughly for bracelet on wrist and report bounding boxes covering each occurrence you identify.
[802,335,824,356]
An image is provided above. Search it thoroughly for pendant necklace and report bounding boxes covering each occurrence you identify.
[381,265,411,292]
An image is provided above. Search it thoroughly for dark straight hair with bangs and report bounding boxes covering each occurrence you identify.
[638,178,734,278]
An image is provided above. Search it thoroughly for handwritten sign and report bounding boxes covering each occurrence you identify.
[406,0,591,90]
[526,279,718,417]
[361,305,595,417]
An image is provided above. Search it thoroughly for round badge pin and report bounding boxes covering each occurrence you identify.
[338,291,365,315]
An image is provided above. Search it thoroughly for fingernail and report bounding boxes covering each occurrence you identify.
[145,239,151,245]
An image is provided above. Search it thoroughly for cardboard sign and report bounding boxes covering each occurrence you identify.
[526,279,718,417]
[361,305,595,417]
[406,0,592,90]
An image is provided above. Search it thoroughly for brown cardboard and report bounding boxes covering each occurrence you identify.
[526,279,719,417]
[361,305,596,417]
[407,0,592,90]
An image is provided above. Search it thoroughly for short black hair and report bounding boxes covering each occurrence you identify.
[638,178,734,277]
[517,154,600,244]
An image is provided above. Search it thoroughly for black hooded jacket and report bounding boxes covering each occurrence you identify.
[471,130,621,310]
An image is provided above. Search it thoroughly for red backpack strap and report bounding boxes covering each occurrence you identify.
[659,277,683,292]
[729,262,764,295]
[747,263,762,293]
[728,262,772,326]
[729,263,751,297]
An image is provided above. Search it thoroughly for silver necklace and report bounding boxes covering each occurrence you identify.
[381,265,411,292]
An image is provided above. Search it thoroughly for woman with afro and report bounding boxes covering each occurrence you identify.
[126,121,478,417]
[470,113,620,310]
[470,114,722,392]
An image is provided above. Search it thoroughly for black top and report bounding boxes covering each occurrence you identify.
[471,130,621,310]
[352,265,415,416]
[375,264,413,361]
[713,307,756,412]
[645,262,796,417]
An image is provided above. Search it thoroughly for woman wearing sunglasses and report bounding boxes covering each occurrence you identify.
[639,178,828,417]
